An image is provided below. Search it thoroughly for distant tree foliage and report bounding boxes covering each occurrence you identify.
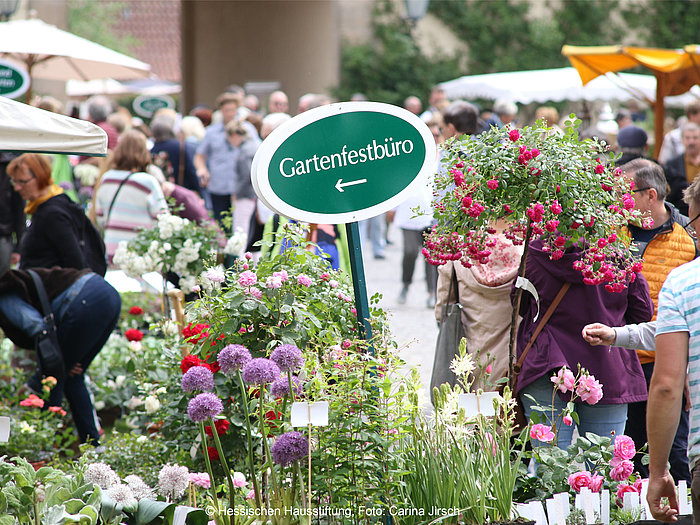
[333,0,460,106]
[428,0,621,75]
[621,0,700,49]
[67,0,140,56]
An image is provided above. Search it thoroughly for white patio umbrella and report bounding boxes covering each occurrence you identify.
[0,96,107,156]
[439,67,697,108]
[0,18,150,101]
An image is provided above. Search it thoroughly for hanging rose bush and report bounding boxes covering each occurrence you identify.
[423,116,647,292]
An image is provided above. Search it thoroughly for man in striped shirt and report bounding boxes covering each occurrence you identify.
[647,177,700,523]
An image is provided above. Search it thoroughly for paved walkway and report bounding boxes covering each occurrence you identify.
[358,223,439,407]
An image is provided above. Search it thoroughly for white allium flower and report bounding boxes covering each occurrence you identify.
[158,464,190,501]
[179,275,197,293]
[144,395,160,414]
[124,475,156,500]
[74,163,100,186]
[84,462,120,489]
[450,352,475,381]
[203,266,226,284]
[107,483,138,509]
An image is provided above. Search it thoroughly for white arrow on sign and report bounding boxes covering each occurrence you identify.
[335,178,367,192]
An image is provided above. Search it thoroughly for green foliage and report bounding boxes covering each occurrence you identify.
[0,457,101,524]
[622,0,700,49]
[334,0,460,105]
[67,0,141,55]
[429,0,621,75]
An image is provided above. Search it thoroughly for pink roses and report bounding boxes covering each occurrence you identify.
[530,423,555,443]
[567,471,604,493]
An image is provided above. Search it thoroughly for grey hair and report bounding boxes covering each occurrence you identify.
[86,95,113,123]
[623,158,668,201]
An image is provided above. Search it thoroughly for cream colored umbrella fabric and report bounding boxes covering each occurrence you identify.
[0,95,107,156]
[0,18,150,100]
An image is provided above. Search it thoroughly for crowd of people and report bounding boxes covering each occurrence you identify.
[2,84,700,521]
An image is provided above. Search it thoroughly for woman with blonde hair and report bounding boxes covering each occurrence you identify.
[94,129,167,262]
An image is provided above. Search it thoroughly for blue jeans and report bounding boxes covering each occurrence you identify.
[520,374,628,449]
[359,215,386,257]
[0,274,121,444]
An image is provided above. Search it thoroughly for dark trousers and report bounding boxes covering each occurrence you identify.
[210,192,232,234]
[626,361,690,481]
[401,228,437,293]
[28,276,121,444]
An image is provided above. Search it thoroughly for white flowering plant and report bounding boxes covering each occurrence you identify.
[113,210,221,293]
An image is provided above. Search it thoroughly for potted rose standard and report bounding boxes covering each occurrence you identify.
[424,116,647,382]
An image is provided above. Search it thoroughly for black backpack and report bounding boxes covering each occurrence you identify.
[66,201,107,276]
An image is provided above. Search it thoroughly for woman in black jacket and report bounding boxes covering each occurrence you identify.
[8,153,88,270]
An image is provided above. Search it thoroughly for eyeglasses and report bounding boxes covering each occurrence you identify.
[9,176,34,187]
[632,187,651,193]
[685,211,700,240]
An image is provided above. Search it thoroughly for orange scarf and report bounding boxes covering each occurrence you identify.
[24,184,64,215]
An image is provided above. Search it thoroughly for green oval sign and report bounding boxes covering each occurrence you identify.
[0,59,29,99]
[133,94,175,118]
[252,102,435,223]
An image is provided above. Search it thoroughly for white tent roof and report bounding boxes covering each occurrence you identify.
[0,18,150,82]
[439,67,698,107]
[0,96,107,156]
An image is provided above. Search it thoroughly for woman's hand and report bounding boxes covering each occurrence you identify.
[582,323,616,346]
[68,362,84,377]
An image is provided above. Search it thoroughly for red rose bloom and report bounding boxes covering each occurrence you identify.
[182,322,210,344]
[207,446,219,460]
[203,361,221,374]
[206,419,230,436]
[128,306,144,315]
[180,354,202,373]
[125,328,144,342]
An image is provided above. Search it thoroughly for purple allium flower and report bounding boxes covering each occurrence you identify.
[271,431,309,466]
[187,392,223,423]
[270,375,302,398]
[181,366,214,393]
[242,358,280,385]
[270,344,304,373]
[218,344,252,374]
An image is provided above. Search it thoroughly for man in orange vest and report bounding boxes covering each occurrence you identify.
[623,158,698,482]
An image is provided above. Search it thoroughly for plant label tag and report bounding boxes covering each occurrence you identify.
[579,487,595,524]
[623,491,639,511]
[291,402,329,427]
[529,500,549,525]
[679,480,692,515]
[0,416,8,442]
[546,498,562,525]
[640,480,651,519]
[601,489,610,525]
[458,392,501,417]
[553,492,570,519]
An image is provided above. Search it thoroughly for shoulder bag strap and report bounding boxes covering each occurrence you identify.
[513,281,571,376]
[27,270,54,323]
[105,172,135,230]
[450,264,460,304]
[177,139,186,187]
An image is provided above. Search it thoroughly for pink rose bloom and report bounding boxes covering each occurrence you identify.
[610,459,634,481]
[576,374,604,404]
[633,478,645,492]
[595,164,605,174]
[232,471,247,488]
[189,472,211,489]
[551,367,576,394]
[273,270,289,282]
[589,473,604,493]
[530,423,555,443]
[508,129,520,142]
[296,273,313,287]
[485,364,492,374]
[238,270,257,287]
[245,287,263,300]
[265,276,283,289]
[246,489,257,500]
[563,414,573,426]
[328,279,339,289]
[613,435,636,460]
[568,471,593,492]
[487,179,499,190]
